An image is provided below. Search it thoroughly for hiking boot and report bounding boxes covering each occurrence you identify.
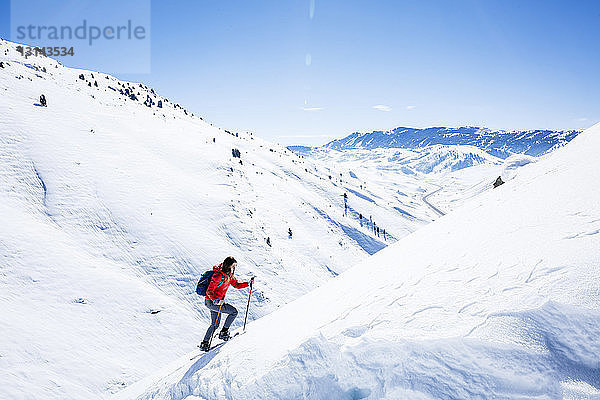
[199,341,210,352]
[218,328,231,341]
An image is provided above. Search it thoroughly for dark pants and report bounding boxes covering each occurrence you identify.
[203,299,238,342]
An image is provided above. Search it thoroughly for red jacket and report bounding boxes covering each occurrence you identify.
[205,264,249,301]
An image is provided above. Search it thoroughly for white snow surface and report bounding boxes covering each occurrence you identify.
[123,123,600,400]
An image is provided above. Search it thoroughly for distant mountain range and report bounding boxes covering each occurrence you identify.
[291,126,581,159]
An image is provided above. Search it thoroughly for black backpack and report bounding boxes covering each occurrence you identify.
[195,270,214,296]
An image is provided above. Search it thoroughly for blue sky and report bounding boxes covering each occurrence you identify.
[1,0,599,145]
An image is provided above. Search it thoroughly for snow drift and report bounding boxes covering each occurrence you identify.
[125,123,600,399]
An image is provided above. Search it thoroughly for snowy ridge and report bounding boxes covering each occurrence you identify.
[298,144,503,175]
[322,126,580,159]
[127,124,600,399]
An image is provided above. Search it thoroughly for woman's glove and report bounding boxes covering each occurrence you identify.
[213,298,224,306]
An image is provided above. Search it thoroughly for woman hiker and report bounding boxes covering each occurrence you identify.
[200,256,253,351]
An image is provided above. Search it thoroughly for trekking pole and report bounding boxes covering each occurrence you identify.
[243,278,254,332]
[208,302,224,349]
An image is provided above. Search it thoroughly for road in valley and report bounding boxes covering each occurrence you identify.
[422,185,446,216]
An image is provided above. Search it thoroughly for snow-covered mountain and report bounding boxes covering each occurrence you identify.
[320,126,580,158]
[0,39,432,399]
[290,125,572,216]
[124,122,600,399]
[2,35,596,400]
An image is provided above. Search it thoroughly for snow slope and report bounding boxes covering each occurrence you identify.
[127,123,600,399]
[0,38,423,399]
